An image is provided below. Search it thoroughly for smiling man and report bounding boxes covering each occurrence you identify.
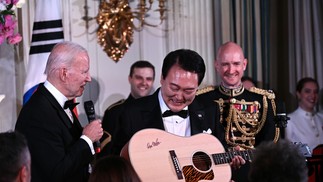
[100,60,155,156]
[111,49,245,172]
[196,42,279,182]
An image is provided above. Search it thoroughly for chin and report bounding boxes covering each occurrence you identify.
[76,91,83,97]
[168,105,185,112]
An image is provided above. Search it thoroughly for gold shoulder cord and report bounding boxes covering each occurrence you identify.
[250,87,280,143]
[196,85,215,96]
[223,98,268,149]
[215,98,225,124]
[218,87,280,149]
[107,99,126,110]
[272,99,280,143]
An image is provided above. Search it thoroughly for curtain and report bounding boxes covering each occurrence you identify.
[288,0,323,111]
[165,0,215,87]
[212,0,323,112]
[213,0,270,88]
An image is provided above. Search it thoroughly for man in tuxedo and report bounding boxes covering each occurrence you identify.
[112,49,244,169]
[15,41,103,182]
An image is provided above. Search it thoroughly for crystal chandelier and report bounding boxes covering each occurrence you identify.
[96,0,167,62]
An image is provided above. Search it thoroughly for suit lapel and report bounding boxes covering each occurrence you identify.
[188,100,207,135]
[143,106,164,129]
[38,84,75,130]
[141,90,164,130]
[71,110,83,137]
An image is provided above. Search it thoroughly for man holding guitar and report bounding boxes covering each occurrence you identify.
[111,49,245,181]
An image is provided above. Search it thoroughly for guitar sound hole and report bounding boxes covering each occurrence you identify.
[192,151,212,172]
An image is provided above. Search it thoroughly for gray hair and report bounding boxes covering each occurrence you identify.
[44,41,89,77]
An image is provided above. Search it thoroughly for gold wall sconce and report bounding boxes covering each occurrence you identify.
[96,0,167,62]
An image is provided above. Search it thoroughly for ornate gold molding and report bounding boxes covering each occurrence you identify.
[97,0,134,62]
[96,0,167,62]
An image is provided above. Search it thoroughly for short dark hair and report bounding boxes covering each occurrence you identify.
[296,77,319,93]
[0,131,30,182]
[89,156,141,182]
[161,49,206,85]
[129,60,155,79]
[249,139,308,182]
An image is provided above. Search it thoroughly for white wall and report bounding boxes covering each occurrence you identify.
[0,44,17,132]
[0,0,215,131]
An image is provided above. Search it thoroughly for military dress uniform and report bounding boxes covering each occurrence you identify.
[197,84,279,149]
[196,84,280,182]
[99,95,135,157]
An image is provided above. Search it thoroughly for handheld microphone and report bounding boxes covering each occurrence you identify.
[84,100,101,154]
[275,101,290,128]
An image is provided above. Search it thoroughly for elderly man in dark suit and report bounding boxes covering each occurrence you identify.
[111,49,245,172]
[15,41,103,182]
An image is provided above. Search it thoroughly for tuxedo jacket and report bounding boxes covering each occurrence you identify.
[111,88,225,155]
[15,84,93,182]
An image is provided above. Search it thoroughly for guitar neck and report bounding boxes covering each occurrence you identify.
[212,150,253,165]
[211,142,310,165]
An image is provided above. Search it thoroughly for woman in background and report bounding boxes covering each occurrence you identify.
[285,77,323,152]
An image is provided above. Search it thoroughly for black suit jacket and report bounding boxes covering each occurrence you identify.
[99,94,135,157]
[197,87,277,146]
[196,86,277,182]
[15,84,93,182]
[102,94,135,138]
[111,88,224,155]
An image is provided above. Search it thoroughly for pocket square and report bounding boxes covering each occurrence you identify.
[203,128,212,134]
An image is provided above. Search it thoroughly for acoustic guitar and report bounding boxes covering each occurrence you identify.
[121,128,252,182]
[121,128,312,182]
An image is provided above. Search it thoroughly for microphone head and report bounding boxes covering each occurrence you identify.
[84,100,101,153]
[275,101,290,128]
[84,100,95,121]
[276,101,286,115]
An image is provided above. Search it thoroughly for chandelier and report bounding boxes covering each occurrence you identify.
[96,0,167,62]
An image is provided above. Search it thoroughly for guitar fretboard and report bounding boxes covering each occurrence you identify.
[212,150,253,165]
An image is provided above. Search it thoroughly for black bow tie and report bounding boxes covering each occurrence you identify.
[64,100,79,110]
[162,110,188,118]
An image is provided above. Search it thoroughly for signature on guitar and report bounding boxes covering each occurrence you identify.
[147,138,161,149]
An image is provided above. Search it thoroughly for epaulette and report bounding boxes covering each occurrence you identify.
[249,87,275,100]
[196,85,215,96]
[107,99,125,110]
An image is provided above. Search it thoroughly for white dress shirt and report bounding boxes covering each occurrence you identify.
[158,90,191,137]
[285,107,323,152]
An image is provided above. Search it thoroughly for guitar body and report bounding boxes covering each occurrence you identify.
[126,128,231,182]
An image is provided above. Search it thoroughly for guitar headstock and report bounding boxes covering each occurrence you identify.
[293,142,312,158]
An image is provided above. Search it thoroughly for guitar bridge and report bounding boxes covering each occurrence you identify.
[169,150,183,179]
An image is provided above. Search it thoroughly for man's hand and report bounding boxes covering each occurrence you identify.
[83,119,103,142]
[230,146,246,170]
